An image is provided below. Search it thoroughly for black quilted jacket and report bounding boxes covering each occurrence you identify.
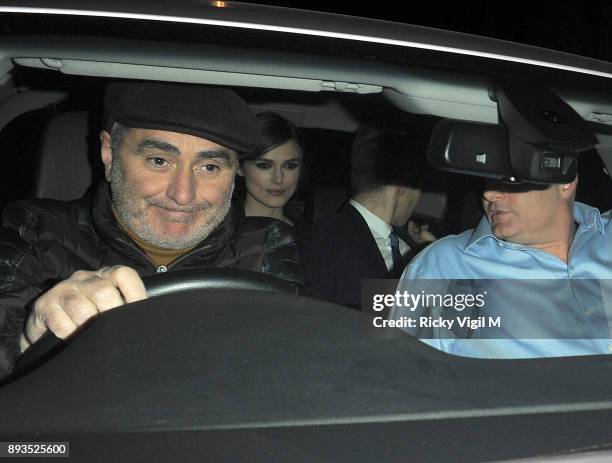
[0,184,303,379]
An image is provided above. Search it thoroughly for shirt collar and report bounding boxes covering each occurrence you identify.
[349,199,392,239]
[573,201,605,235]
[464,201,605,255]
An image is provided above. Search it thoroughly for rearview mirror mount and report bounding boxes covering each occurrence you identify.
[427,81,597,183]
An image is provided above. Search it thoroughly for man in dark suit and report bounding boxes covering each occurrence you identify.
[298,127,435,308]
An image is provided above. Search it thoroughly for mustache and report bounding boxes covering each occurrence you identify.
[147,199,211,213]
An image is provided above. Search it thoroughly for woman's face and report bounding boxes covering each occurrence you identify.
[240,139,302,209]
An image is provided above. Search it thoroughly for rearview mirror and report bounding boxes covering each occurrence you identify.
[427,81,597,183]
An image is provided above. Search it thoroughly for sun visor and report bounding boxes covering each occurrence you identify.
[428,82,598,183]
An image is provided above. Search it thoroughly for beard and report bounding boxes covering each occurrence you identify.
[110,157,234,250]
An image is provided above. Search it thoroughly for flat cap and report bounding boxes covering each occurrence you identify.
[104,81,259,156]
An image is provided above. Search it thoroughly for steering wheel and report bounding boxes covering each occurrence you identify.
[12,269,298,377]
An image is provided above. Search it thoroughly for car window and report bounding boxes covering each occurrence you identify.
[0,4,612,461]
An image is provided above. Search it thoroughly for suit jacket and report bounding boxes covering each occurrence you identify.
[298,203,415,309]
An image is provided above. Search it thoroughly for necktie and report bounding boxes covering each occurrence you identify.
[389,230,402,278]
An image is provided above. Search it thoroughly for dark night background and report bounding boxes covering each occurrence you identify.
[249,1,612,62]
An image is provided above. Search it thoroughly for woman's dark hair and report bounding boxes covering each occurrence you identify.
[249,112,301,159]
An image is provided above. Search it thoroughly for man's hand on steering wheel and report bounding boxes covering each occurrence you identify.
[20,266,148,353]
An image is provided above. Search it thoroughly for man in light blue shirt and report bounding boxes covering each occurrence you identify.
[390,176,612,358]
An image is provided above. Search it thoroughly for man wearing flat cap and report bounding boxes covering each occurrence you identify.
[0,82,302,379]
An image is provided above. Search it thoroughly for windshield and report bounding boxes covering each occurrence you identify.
[0,6,612,461]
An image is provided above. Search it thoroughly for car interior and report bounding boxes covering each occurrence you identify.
[1,8,612,462]
[1,36,611,234]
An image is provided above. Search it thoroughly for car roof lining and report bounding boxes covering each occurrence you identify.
[3,35,612,122]
[2,34,612,177]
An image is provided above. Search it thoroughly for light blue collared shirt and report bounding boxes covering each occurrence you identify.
[391,202,612,358]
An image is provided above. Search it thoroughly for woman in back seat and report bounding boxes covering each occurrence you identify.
[236,112,304,230]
